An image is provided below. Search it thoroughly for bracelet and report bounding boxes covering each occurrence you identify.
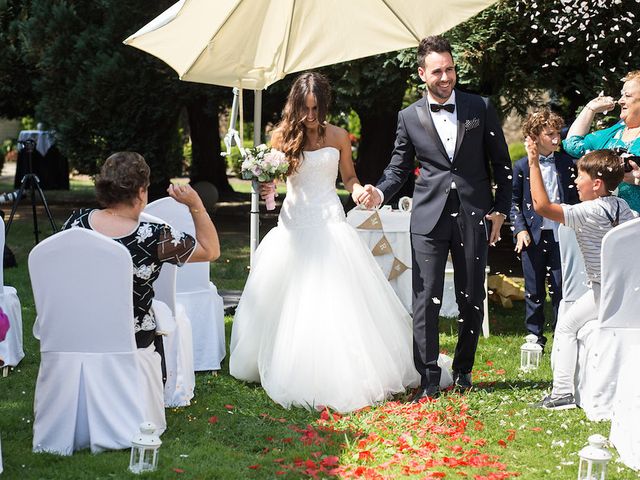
[190,207,203,214]
[585,104,596,113]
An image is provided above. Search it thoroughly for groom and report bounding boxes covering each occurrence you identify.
[360,36,512,400]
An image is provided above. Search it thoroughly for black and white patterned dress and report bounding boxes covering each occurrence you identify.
[63,208,196,348]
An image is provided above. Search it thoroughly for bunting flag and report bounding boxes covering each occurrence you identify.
[388,257,410,281]
[371,235,393,256]
[357,211,383,230]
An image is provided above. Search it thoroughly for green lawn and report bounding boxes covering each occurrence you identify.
[0,189,637,479]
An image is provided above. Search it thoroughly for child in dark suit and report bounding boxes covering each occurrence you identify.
[510,109,579,348]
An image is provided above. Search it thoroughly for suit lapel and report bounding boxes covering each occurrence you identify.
[415,99,449,161]
[453,91,468,161]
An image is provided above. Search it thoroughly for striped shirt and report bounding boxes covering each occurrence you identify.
[562,196,637,284]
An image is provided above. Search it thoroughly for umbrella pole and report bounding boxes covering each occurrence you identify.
[249,89,262,265]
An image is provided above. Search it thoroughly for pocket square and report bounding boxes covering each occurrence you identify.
[464,117,480,131]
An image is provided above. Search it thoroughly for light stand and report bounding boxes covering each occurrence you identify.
[5,139,57,244]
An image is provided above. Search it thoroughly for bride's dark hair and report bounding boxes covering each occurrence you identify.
[277,72,331,175]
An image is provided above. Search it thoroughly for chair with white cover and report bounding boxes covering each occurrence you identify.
[610,345,640,470]
[141,210,196,407]
[554,224,594,407]
[0,217,24,374]
[29,228,165,454]
[582,217,640,421]
[144,197,225,371]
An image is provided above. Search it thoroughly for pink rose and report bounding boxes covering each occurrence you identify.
[0,307,9,342]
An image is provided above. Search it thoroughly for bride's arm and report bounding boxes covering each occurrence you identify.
[336,127,363,202]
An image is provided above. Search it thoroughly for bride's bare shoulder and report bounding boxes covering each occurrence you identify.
[270,128,284,150]
[325,124,350,148]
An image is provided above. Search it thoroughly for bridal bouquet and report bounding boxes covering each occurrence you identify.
[241,144,288,210]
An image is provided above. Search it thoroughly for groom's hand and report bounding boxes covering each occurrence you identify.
[485,211,505,246]
[358,184,381,209]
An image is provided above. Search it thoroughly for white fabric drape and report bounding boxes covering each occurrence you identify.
[584,218,640,421]
[29,229,165,454]
[0,217,23,368]
[145,198,226,371]
[610,345,640,470]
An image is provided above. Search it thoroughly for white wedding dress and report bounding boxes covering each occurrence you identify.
[230,147,447,413]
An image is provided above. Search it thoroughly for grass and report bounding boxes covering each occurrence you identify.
[1,186,638,479]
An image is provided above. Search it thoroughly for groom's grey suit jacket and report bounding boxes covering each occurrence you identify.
[376,90,512,235]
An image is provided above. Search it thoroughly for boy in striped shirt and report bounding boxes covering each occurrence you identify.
[526,143,636,410]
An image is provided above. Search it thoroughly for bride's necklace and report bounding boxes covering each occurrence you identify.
[104,208,138,221]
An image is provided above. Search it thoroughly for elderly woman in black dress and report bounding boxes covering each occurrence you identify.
[63,152,219,373]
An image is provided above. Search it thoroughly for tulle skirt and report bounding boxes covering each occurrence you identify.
[230,220,448,413]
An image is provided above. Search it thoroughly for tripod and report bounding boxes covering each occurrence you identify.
[5,139,57,244]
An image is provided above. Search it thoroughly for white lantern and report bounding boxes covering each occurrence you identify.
[520,334,543,371]
[129,422,161,474]
[578,434,611,480]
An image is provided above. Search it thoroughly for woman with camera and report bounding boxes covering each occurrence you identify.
[564,70,640,212]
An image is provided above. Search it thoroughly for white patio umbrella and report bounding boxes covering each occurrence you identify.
[124,0,497,262]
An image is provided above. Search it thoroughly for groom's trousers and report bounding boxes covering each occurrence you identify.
[411,189,488,388]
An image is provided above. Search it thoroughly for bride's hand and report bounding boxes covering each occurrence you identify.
[259,181,276,200]
[351,184,365,205]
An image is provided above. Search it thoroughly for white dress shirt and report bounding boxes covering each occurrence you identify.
[539,153,561,241]
[427,91,457,189]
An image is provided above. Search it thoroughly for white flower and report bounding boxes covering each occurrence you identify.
[134,263,157,280]
[170,227,184,246]
[136,224,153,243]
[139,313,156,331]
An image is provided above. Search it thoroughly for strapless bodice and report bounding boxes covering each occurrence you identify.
[278,147,346,229]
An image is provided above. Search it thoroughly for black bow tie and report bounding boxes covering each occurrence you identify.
[430,103,455,113]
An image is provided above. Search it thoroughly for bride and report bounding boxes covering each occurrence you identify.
[230,72,449,413]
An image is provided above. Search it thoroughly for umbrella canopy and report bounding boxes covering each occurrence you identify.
[124,0,497,90]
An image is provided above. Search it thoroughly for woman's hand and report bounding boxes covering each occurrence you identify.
[623,159,640,186]
[167,183,204,210]
[351,184,365,205]
[586,95,616,114]
[259,181,277,200]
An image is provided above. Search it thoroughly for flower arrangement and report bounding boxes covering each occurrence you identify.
[241,144,288,210]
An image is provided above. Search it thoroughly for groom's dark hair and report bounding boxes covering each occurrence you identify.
[417,36,453,68]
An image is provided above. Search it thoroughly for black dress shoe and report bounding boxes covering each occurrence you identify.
[453,372,473,390]
[411,385,440,403]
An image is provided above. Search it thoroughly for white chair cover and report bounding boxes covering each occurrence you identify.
[584,217,640,420]
[610,346,640,471]
[140,212,196,407]
[0,217,24,368]
[145,197,226,371]
[554,224,596,407]
[29,229,165,455]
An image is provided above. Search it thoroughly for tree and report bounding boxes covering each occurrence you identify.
[1,0,236,198]
[0,0,37,118]
[448,0,640,120]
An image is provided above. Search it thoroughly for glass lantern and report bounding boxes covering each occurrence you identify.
[578,434,611,480]
[520,334,543,371]
[129,422,162,474]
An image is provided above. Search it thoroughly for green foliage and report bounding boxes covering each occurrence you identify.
[448,0,640,119]
[509,142,526,162]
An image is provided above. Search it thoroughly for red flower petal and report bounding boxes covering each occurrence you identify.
[173,468,185,474]
[208,415,218,424]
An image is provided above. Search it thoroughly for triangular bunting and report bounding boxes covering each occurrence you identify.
[357,210,383,230]
[388,257,410,281]
[371,234,393,256]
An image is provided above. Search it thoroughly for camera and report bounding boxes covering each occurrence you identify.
[611,146,640,173]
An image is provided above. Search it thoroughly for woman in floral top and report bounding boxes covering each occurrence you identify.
[62,152,220,350]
